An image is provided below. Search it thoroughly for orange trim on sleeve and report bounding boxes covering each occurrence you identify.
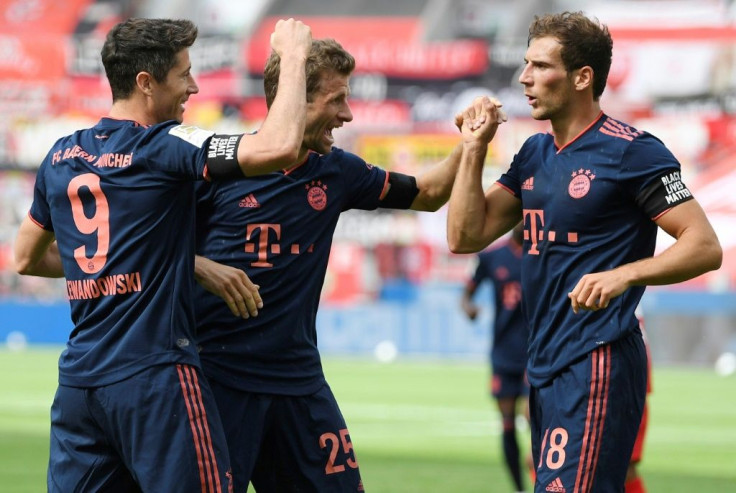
[495,181,518,197]
[27,212,46,230]
[378,170,391,200]
[651,207,671,221]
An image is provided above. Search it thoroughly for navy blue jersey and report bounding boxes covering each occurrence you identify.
[471,240,528,374]
[497,114,692,386]
[194,148,389,395]
[29,118,221,387]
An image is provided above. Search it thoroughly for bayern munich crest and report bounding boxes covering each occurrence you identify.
[568,168,596,199]
[306,180,328,211]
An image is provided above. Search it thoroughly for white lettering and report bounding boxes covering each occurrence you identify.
[207,135,239,160]
[665,188,692,204]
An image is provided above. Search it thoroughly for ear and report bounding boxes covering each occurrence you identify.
[574,66,594,92]
[135,72,155,96]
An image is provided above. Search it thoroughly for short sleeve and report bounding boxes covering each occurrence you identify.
[28,162,53,231]
[497,135,540,197]
[337,149,389,211]
[142,122,214,180]
[619,134,693,218]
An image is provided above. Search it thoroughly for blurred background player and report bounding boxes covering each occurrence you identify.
[13,17,312,492]
[192,38,505,491]
[460,222,530,493]
[626,310,652,493]
[447,11,722,491]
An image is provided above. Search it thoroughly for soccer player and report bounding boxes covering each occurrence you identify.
[192,38,505,491]
[446,11,722,492]
[13,17,312,492]
[460,222,530,492]
[626,311,652,493]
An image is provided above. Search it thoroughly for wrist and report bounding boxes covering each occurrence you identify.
[278,53,308,67]
[463,140,489,154]
[616,262,639,287]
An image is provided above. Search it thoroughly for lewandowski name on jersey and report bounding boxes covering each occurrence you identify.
[66,271,142,300]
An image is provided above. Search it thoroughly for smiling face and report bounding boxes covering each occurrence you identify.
[518,36,576,122]
[302,70,353,156]
[150,48,199,123]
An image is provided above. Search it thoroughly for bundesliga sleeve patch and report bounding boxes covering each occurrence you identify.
[637,170,694,218]
[169,124,215,147]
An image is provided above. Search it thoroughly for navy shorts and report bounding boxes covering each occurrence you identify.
[490,370,530,399]
[48,364,232,493]
[210,380,363,492]
[529,332,647,493]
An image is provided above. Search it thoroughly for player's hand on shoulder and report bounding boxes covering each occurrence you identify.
[271,18,312,60]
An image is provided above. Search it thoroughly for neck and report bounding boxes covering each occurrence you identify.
[108,99,156,126]
[551,101,602,149]
[283,145,310,172]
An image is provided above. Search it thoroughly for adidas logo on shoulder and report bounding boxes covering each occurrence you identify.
[239,193,260,208]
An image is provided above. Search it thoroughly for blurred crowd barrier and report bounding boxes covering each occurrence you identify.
[2,285,736,367]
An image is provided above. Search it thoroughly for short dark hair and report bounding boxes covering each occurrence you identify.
[101,18,198,101]
[528,11,612,100]
[263,38,355,108]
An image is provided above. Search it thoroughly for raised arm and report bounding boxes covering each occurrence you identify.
[568,199,722,313]
[409,97,507,212]
[236,18,312,175]
[14,215,64,278]
[447,102,522,253]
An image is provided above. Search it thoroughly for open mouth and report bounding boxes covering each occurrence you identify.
[324,126,341,143]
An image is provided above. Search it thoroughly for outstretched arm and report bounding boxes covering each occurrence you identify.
[14,215,64,278]
[236,18,312,176]
[568,199,722,313]
[409,144,463,212]
[447,102,521,253]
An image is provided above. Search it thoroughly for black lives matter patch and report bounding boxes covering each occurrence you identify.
[637,170,694,218]
[207,134,243,178]
[208,134,242,165]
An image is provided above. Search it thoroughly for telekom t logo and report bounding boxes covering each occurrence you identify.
[523,209,545,255]
[523,209,579,255]
[244,223,314,267]
[244,224,281,267]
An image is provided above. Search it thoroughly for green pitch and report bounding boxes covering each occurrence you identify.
[1,348,735,492]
